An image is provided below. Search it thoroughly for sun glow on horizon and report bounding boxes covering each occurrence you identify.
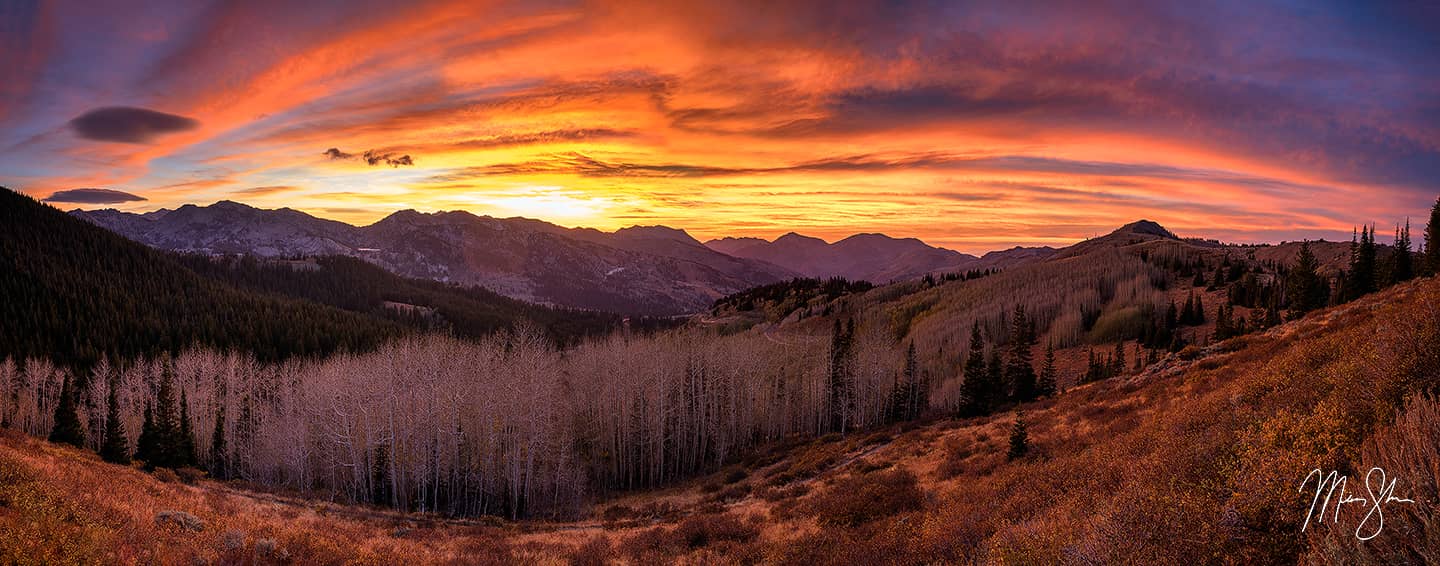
[2,1,1436,254]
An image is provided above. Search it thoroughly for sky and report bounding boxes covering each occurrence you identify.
[1,0,1438,254]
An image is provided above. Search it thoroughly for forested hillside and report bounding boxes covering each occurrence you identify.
[0,188,401,368]
[174,254,666,347]
[5,185,1437,532]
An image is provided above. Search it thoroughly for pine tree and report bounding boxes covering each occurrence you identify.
[1386,220,1414,285]
[142,363,182,470]
[210,406,227,478]
[986,349,1005,408]
[1286,240,1329,317]
[178,390,196,467]
[135,403,156,465]
[1007,414,1029,460]
[959,322,989,416]
[1346,225,1377,299]
[48,375,86,448]
[1036,343,1058,398]
[1005,305,1038,403]
[99,377,130,464]
[888,342,924,422]
[1214,303,1232,341]
[1425,197,1440,277]
[1111,341,1126,376]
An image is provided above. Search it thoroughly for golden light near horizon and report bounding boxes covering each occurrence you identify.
[2,0,1436,254]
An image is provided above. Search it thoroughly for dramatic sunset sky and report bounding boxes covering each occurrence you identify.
[2,0,1437,253]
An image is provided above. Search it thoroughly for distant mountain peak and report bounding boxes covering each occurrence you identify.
[775,232,826,244]
[210,200,256,211]
[1115,219,1178,239]
[616,224,693,238]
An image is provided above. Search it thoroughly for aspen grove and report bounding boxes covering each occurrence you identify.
[0,322,906,519]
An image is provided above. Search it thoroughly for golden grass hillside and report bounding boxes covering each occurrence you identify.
[2,277,1438,565]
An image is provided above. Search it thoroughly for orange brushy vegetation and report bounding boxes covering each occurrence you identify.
[0,428,530,565]
[3,277,1437,564]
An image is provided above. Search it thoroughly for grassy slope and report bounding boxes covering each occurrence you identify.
[4,277,1436,564]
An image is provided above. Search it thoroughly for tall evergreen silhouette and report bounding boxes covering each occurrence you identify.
[48,375,85,448]
[1286,240,1329,317]
[210,407,227,478]
[135,403,157,465]
[1005,305,1038,402]
[959,322,989,416]
[178,390,196,467]
[99,377,130,464]
[1385,221,1414,286]
[1426,197,1440,276]
[1036,343,1058,398]
[136,363,189,470]
[1345,225,1377,300]
[825,318,856,432]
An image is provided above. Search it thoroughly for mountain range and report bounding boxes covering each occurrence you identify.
[74,201,1049,314]
[76,202,799,315]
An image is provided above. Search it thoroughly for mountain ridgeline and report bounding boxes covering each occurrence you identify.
[0,188,399,367]
[74,201,1060,314]
[76,202,799,315]
[705,232,1056,283]
[0,189,646,368]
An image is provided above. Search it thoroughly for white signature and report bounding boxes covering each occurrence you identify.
[1299,467,1416,541]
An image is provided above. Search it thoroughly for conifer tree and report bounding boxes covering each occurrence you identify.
[1005,305,1038,402]
[1286,240,1329,317]
[1426,197,1440,276]
[1214,303,1232,341]
[48,374,85,448]
[178,389,196,467]
[959,322,989,416]
[986,349,1005,407]
[1345,225,1377,299]
[888,342,924,422]
[135,403,156,465]
[1111,341,1126,376]
[1386,220,1414,285]
[1007,414,1029,460]
[99,377,129,464]
[142,364,183,469]
[210,406,227,478]
[1036,343,1058,398]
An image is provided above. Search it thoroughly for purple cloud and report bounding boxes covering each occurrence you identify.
[43,188,147,204]
[68,107,198,143]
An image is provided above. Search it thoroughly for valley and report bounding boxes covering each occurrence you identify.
[5,186,1439,563]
